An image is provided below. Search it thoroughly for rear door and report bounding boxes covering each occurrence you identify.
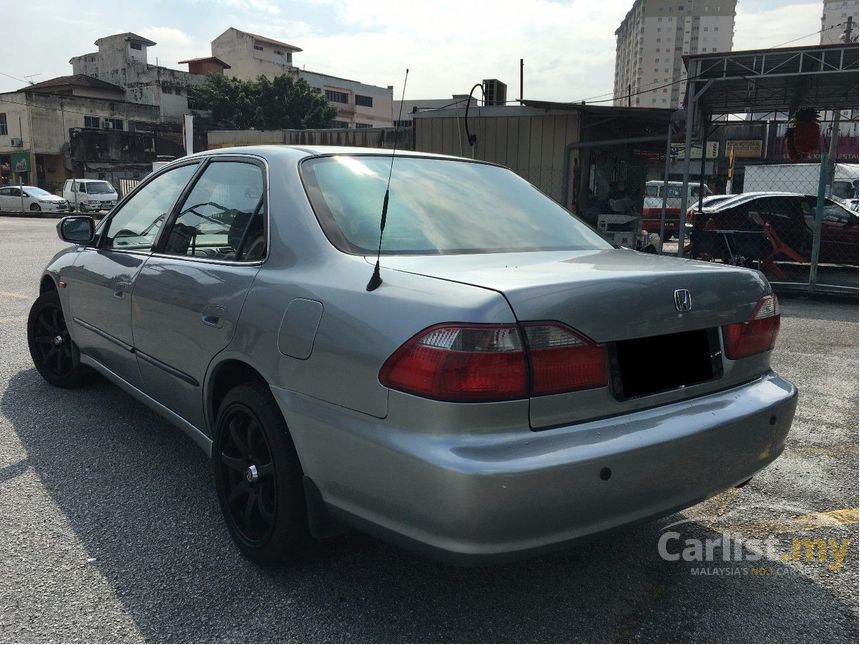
[64,162,200,385]
[131,157,267,431]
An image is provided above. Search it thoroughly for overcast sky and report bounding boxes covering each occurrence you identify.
[2,0,827,102]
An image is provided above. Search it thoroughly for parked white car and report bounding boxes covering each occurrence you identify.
[62,179,119,212]
[0,185,70,212]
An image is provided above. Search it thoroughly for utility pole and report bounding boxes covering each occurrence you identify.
[519,59,524,104]
[826,16,854,196]
[627,84,632,107]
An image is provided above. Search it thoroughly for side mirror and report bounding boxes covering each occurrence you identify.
[57,216,95,244]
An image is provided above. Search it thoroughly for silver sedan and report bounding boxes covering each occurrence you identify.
[28,146,797,565]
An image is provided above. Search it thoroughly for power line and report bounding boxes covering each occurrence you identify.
[769,21,843,49]
[0,71,34,86]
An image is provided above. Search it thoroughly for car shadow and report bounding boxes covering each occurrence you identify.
[2,368,857,643]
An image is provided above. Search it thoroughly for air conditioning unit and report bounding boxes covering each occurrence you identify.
[482,79,508,106]
[9,138,22,147]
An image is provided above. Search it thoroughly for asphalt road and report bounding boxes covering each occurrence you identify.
[0,217,857,643]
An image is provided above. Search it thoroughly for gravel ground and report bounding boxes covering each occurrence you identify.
[0,217,857,643]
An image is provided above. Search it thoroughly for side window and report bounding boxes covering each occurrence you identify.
[163,161,265,262]
[102,163,199,251]
[0,188,9,196]
[822,201,853,224]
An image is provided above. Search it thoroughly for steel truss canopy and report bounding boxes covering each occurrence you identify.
[683,43,859,116]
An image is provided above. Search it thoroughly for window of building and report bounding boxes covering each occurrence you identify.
[103,118,124,130]
[254,44,264,51]
[325,89,349,104]
[274,49,283,55]
[84,115,99,129]
[714,26,719,31]
[162,84,173,94]
[355,123,372,128]
[355,94,373,107]
[0,113,7,135]
[332,120,350,128]
[130,42,142,51]
[394,119,411,128]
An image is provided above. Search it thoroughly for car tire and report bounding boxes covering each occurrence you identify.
[29,203,41,212]
[213,381,314,566]
[27,290,94,388]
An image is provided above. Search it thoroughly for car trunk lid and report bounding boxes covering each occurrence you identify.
[377,248,772,427]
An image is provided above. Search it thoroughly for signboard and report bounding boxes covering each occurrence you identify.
[10,151,30,173]
[726,139,763,159]
[671,141,719,160]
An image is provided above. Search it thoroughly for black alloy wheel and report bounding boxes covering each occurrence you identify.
[27,290,93,388]
[213,382,313,565]
[218,406,277,547]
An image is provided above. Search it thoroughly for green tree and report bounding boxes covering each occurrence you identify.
[189,74,337,130]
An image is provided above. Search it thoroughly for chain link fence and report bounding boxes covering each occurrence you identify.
[687,158,858,294]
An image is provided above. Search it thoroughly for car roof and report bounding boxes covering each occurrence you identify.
[73,178,111,183]
[701,191,812,211]
[193,145,472,162]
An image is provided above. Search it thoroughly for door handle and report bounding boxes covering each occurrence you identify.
[201,304,226,328]
[113,281,131,299]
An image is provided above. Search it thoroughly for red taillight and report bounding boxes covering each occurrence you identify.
[523,323,608,395]
[380,322,607,402]
[722,294,781,359]
[379,324,528,402]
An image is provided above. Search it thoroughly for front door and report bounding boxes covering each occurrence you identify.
[64,162,200,385]
[131,158,267,431]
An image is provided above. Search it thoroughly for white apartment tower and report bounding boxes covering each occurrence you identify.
[613,0,736,109]
[820,0,858,44]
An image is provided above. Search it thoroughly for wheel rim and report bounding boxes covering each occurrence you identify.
[31,303,74,376]
[30,204,40,211]
[218,408,277,546]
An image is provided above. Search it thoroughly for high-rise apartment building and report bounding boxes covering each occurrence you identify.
[820,0,858,44]
[613,0,736,109]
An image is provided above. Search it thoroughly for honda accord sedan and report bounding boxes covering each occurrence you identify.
[28,146,797,565]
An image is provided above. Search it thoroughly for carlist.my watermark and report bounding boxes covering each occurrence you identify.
[657,519,852,576]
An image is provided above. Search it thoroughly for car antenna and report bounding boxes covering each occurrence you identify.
[367,68,409,292]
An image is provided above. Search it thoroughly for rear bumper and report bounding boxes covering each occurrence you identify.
[273,372,797,564]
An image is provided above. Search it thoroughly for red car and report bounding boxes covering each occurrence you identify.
[689,192,858,270]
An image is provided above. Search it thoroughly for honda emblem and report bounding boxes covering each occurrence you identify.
[674,289,693,312]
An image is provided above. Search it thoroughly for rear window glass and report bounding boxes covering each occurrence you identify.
[301,156,611,255]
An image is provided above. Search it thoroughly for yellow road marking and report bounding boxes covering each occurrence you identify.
[796,508,859,530]
[693,507,859,536]
[0,291,30,300]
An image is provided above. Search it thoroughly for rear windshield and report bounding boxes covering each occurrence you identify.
[301,155,611,255]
